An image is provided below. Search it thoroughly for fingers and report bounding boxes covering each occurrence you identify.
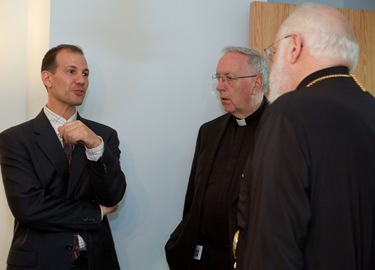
[100,204,119,216]
[111,204,119,213]
[58,120,101,148]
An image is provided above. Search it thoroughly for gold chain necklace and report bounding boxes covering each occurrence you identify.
[306,73,366,92]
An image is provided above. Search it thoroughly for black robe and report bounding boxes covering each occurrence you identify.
[237,66,375,270]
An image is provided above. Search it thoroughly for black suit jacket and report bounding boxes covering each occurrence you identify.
[165,97,268,270]
[0,110,126,270]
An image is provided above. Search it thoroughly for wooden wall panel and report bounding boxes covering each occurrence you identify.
[249,1,375,95]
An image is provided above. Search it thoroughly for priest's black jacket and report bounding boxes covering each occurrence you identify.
[165,97,268,270]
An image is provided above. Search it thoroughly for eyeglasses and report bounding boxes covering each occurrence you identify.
[264,34,292,62]
[212,74,258,84]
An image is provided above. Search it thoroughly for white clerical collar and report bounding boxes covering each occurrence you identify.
[236,118,247,126]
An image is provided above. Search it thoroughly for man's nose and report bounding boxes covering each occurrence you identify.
[75,74,86,84]
[216,78,226,92]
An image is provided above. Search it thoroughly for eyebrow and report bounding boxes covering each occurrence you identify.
[65,65,90,72]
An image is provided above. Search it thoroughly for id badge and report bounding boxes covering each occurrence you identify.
[193,245,203,260]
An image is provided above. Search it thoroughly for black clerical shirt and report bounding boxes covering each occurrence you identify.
[199,112,259,246]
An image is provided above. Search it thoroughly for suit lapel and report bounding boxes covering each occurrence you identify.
[33,111,68,180]
[194,114,232,210]
[66,115,88,197]
[33,110,88,197]
[66,144,86,197]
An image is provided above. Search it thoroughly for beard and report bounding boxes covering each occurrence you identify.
[268,45,294,103]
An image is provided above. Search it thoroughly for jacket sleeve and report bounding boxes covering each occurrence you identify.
[87,128,126,206]
[182,127,202,218]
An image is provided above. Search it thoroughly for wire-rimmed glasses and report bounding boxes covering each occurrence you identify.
[264,35,292,62]
[212,74,258,85]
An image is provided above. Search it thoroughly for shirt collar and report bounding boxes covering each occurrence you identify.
[234,96,269,126]
[43,106,77,142]
[235,118,247,126]
[297,66,349,89]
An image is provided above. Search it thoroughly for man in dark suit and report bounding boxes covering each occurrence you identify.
[0,44,126,270]
[165,47,269,270]
[237,3,375,270]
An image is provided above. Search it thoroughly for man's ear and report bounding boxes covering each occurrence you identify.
[289,34,303,64]
[41,71,52,88]
[251,75,264,95]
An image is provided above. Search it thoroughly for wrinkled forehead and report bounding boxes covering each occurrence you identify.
[217,52,252,73]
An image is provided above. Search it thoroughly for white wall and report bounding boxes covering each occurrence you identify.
[26,1,50,117]
[48,0,250,269]
[0,0,49,266]
[0,1,27,265]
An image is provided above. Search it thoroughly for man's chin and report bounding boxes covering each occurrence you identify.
[73,98,85,105]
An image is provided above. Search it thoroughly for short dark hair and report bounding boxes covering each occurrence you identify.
[41,44,84,73]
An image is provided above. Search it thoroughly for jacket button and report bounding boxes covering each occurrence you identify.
[66,244,73,250]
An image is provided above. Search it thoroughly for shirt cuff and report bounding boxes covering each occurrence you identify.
[85,136,104,161]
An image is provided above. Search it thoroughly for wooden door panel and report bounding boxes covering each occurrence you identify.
[249,2,375,94]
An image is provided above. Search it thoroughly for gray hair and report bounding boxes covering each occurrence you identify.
[278,3,359,71]
[223,46,269,93]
